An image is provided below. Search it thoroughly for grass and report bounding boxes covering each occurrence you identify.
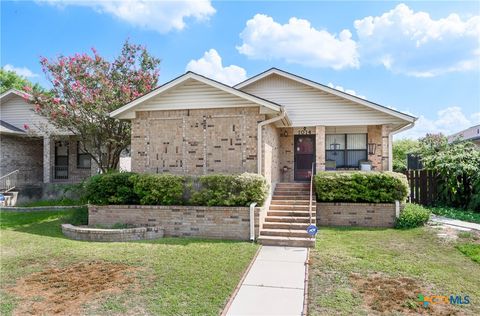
[308,227,480,315]
[0,210,258,315]
[428,206,480,224]
[17,198,82,207]
[456,244,480,263]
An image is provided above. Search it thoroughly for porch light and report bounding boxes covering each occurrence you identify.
[368,142,377,155]
[283,130,288,137]
[330,139,340,156]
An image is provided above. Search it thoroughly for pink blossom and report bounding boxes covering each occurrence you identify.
[53,98,60,104]
[23,85,32,92]
[34,104,41,112]
[23,123,30,130]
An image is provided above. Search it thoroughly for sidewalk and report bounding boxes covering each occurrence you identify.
[430,215,480,231]
[225,246,308,316]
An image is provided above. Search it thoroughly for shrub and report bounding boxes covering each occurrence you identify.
[132,174,185,205]
[190,173,269,206]
[315,171,409,203]
[84,172,138,205]
[395,204,430,229]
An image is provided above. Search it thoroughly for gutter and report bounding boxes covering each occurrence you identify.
[257,108,286,174]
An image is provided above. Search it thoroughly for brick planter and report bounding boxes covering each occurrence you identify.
[316,202,401,228]
[61,224,164,242]
[88,205,262,241]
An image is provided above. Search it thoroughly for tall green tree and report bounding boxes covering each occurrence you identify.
[392,139,418,172]
[30,41,161,172]
[0,69,43,94]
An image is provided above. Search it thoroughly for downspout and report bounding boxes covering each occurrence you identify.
[257,107,286,175]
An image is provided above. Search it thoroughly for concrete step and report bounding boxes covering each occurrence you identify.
[272,195,311,201]
[270,200,311,206]
[269,204,315,211]
[260,228,310,238]
[265,216,311,223]
[267,210,311,217]
[263,222,311,230]
[258,235,315,248]
[275,184,310,189]
[274,190,311,196]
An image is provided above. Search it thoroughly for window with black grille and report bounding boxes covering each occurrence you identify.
[325,134,367,168]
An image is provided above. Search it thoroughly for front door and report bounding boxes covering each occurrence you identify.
[294,135,315,181]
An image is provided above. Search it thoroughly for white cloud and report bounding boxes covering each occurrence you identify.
[354,3,480,77]
[396,106,480,139]
[38,0,215,33]
[327,82,366,99]
[2,64,39,78]
[237,14,359,69]
[186,49,247,86]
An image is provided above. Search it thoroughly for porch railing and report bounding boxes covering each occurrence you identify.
[309,162,316,225]
[0,170,19,193]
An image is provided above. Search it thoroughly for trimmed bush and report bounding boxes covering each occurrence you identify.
[315,171,409,203]
[84,172,138,205]
[190,173,269,206]
[84,172,268,207]
[395,204,430,229]
[132,174,185,205]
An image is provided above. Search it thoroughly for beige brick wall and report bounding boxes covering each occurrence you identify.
[89,205,262,240]
[279,127,294,182]
[315,126,325,172]
[262,124,280,185]
[367,125,391,171]
[131,108,264,175]
[317,202,398,227]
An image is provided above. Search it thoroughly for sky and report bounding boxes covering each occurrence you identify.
[1,0,479,139]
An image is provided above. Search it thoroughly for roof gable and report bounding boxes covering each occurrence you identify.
[110,72,282,119]
[235,68,416,124]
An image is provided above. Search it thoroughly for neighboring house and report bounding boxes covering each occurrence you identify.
[111,68,416,185]
[0,89,93,191]
[448,124,480,147]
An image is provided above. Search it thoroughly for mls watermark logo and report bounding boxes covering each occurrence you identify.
[418,294,470,308]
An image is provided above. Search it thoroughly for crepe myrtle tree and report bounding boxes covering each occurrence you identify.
[29,41,160,172]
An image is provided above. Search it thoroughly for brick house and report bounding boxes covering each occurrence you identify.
[111,68,416,184]
[0,89,94,189]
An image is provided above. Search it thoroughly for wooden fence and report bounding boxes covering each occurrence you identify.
[405,170,438,205]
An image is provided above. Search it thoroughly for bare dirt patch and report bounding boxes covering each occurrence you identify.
[9,261,137,315]
[350,273,462,315]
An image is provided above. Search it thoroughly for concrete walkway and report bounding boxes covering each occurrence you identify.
[430,215,480,231]
[225,246,308,316]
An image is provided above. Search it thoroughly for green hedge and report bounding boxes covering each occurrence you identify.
[395,204,430,229]
[315,171,409,203]
[190,173,269,206]
[84,172,269,207]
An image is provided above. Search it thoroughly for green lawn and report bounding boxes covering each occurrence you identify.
[0,210,258,315]
[309,227,480,315]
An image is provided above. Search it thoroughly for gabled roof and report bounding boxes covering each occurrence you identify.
[0,120,26,135]
[0,89,32,103]
[235,68,417,123]
[110,71,284,119]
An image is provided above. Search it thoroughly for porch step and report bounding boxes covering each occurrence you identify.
[269,204,314,211]
[270,200,311,206]
[258,235,315,247]
[262,222,311,230]
[272,195,310,201]
[265,216,311,223]
[274,190,311,195]
[260,228,310,238]
[267,210,311,217]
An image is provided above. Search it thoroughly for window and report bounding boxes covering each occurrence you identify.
[325,134,367,168]
[54,141,69,179]
[77,141,91,169]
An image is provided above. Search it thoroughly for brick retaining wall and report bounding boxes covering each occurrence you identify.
[317,202,400,227]
[88,205,261,240]
[62,224,164,242]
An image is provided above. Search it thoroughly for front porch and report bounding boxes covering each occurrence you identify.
[263,125,392,184]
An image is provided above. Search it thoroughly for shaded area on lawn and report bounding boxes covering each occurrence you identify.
[0,210,258,315]
[308,227,480,315]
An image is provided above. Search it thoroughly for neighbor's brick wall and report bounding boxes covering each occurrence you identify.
[131,108,264,175]
[262,124,280,185]
[317,202,399,227]
[89,205,262,240]
[1,134,43,186]
[367,125,391,171]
